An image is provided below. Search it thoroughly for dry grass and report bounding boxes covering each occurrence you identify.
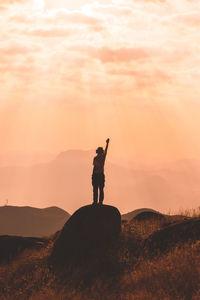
[121,241,200,300]
[168,206,200,218]
[0,211,200,300]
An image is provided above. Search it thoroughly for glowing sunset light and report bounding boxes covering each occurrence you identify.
[34,0,44,10]
[1,0,200,212]
[45,0,108,11]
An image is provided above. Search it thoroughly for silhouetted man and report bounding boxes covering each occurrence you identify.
[92,138,110,205]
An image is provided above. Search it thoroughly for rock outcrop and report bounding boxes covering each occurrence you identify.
[145,218,200,254]
[122,208,160,221]
[133,211,165,222]
[51,204,121,261]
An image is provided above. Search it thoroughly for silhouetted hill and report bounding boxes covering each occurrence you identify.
[122,208,160,221]
[0,206,70,237]
[134,211,165,221]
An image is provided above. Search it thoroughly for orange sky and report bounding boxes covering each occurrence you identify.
[1,0,200,163]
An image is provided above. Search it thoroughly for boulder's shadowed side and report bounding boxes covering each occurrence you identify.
[51,204,121,261]
[145,218,200,255]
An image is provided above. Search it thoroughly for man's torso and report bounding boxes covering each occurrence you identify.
[93,154,105,174]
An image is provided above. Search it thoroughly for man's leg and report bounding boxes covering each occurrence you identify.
[99,186,104,205]
[93,185,98,205]
[92,174,98,205]
[99,174,105,205]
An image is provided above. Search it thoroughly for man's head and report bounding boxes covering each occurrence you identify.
[96,147,104,154]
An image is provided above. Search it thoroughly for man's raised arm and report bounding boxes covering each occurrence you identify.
[104,138,110,158]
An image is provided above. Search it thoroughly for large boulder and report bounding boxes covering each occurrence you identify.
[51,204,121,261]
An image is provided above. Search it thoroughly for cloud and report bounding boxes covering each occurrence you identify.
[10,10,101,25]
[134,0,166,2]
[56,11,101,25]
[24,27,71,38]
[9,10,104,35]
[0,0,26,3]
[0,5,7,10]
[171,12,200,27]
[83,46,154,63]
[0,40,41,56]
[1,0,200,106]
[84,3,133,17]
[9,13,34,23]
[108,68,172,89]
[0,0,32,12]
[0,0,28,8]
[109,68,171,80]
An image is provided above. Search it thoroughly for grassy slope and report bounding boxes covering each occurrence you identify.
[0,212,200,300]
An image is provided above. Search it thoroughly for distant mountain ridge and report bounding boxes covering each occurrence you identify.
[0,206,70,237]
[55,150,93,163]
[0,150,200,213]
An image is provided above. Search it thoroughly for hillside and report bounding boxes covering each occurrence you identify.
[0,209,200,299]
[0,206,70,237]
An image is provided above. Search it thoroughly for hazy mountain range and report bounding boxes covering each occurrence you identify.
[0,150,200,214]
